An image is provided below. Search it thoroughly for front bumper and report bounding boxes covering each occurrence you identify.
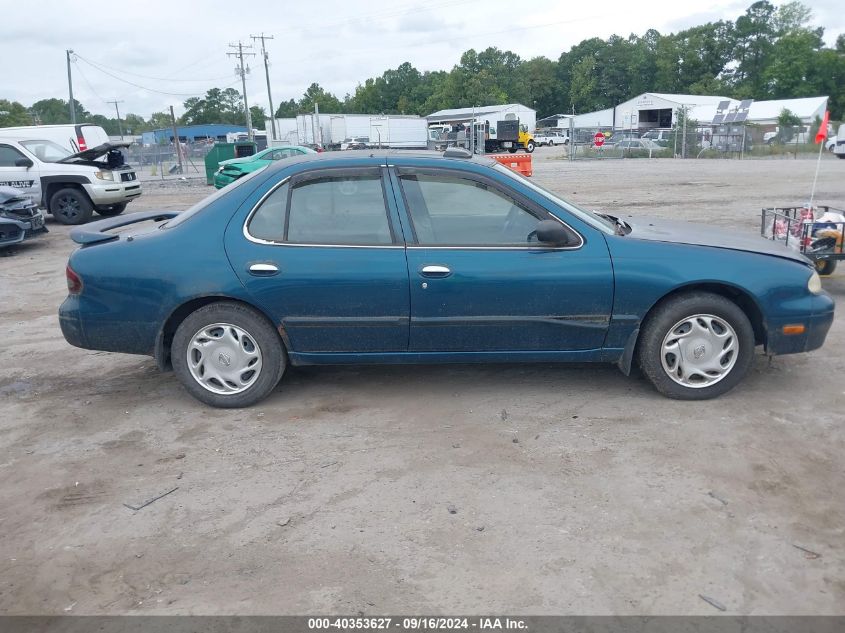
[0,212,47,248]
[83,181,143,206]
[213,172,238,189]
[766,293,835,355]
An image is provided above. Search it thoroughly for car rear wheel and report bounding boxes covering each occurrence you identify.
[50,188,93,225]
[96,203,127,217]
[637,292,755,400]
[171,302,286,408]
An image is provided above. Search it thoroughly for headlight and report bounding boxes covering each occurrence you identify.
[808,270,822,294]
[94,171,114,181]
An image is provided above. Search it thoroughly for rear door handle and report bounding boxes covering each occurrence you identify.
[420,265,452,278]
[248,263,279,276]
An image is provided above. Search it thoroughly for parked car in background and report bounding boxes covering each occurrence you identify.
[0,124,109,154]
[642,129,671,143]
[340,137,370,150]
[616,139,666,152]
[534,131,569,146]
[60,150,833,408]
[213,145,315,188]
[0,185,47,249]
[826,136,837,153]
[0,137,141,224]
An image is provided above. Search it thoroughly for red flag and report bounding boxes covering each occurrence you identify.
[815,110,830,143]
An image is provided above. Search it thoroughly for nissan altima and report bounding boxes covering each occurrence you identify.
[59,149,834,408]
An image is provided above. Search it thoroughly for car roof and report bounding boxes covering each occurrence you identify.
[261,149,498,175]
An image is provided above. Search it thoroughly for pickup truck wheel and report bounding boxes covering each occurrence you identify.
[526,141,536,153]
[815,259,837,276]
[637,292,755,400]
[171,302,286,408]
[50,188,93,225]
[96,203,127,217]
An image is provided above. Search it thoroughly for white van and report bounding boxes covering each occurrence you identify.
[0,124,110,153]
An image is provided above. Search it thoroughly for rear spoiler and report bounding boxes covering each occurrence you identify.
[70,210,179,245]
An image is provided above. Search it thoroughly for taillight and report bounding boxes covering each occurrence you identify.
[77,136,87,151]
[66,264,83,295]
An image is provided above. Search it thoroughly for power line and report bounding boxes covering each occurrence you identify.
[75,55,242,98]
[72,53,233,83]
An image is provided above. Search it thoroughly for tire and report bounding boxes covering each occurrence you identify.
[637,292,755,400]
[49,187,93,225]
[838,154,845,159]
[171,301,286,408]
[815,259,837,276]
[96,203,127,217]
[526,141,536,153]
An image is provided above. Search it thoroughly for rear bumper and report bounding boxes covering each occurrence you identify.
[59,294,157,355]
[59,296,86,349]
[766,293,835,355]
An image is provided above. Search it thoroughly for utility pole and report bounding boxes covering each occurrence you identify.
[107,100,125,139]
[170,105,183,175]
[66,49,76,124]
[228,42,256,140]
[251,33,276,141]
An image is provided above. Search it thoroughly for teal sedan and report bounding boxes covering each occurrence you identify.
[213,146,315,188]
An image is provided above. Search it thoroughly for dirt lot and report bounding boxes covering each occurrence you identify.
[1,151,844,615]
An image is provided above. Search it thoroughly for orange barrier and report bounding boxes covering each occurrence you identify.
[490,152,532,177]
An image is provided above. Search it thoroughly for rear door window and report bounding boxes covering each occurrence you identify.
[247,168,394,245]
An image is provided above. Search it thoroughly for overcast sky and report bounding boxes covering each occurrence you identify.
[3,0,843,120]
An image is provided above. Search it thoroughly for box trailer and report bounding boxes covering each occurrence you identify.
[267,114,427,149]
[368,116,428,149]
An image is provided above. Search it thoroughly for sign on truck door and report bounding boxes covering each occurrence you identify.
[0,143,41,202]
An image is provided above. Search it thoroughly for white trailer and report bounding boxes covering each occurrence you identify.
[266,118,299,145]
[367,116,428,149]
[267,114,427,149]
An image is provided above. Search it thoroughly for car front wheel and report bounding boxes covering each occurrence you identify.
[637,292,755,399]
[171,302,286,408]
[50,188,93,225]
[526,141,536,153]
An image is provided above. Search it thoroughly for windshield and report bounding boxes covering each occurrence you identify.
[491,163,615,234]
[163,167,268,229]
[20,140,71,163]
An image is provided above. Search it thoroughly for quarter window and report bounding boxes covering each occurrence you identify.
[0,145,26,167]
[248,183,288,242]
[399,173,541,245]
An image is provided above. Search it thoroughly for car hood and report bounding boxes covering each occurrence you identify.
[57,141,131,164]
[621,215,810,265]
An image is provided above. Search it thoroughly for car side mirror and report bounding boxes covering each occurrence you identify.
[15,158,33,168]
[534,219,572,246]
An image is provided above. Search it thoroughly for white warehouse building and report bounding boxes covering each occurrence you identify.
[569,93,829,133]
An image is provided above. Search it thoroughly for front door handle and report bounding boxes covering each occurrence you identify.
[420,265,452,278]
[248,263,279,276]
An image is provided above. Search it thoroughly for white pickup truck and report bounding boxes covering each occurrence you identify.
[533,131,569,146]
[0,138,141,224]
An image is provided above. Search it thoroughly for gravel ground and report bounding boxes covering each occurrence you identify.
[1,150,844,615]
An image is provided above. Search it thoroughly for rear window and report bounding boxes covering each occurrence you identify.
[163,168,267,229]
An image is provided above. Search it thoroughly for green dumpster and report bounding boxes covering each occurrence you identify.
[204,141,257,185]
